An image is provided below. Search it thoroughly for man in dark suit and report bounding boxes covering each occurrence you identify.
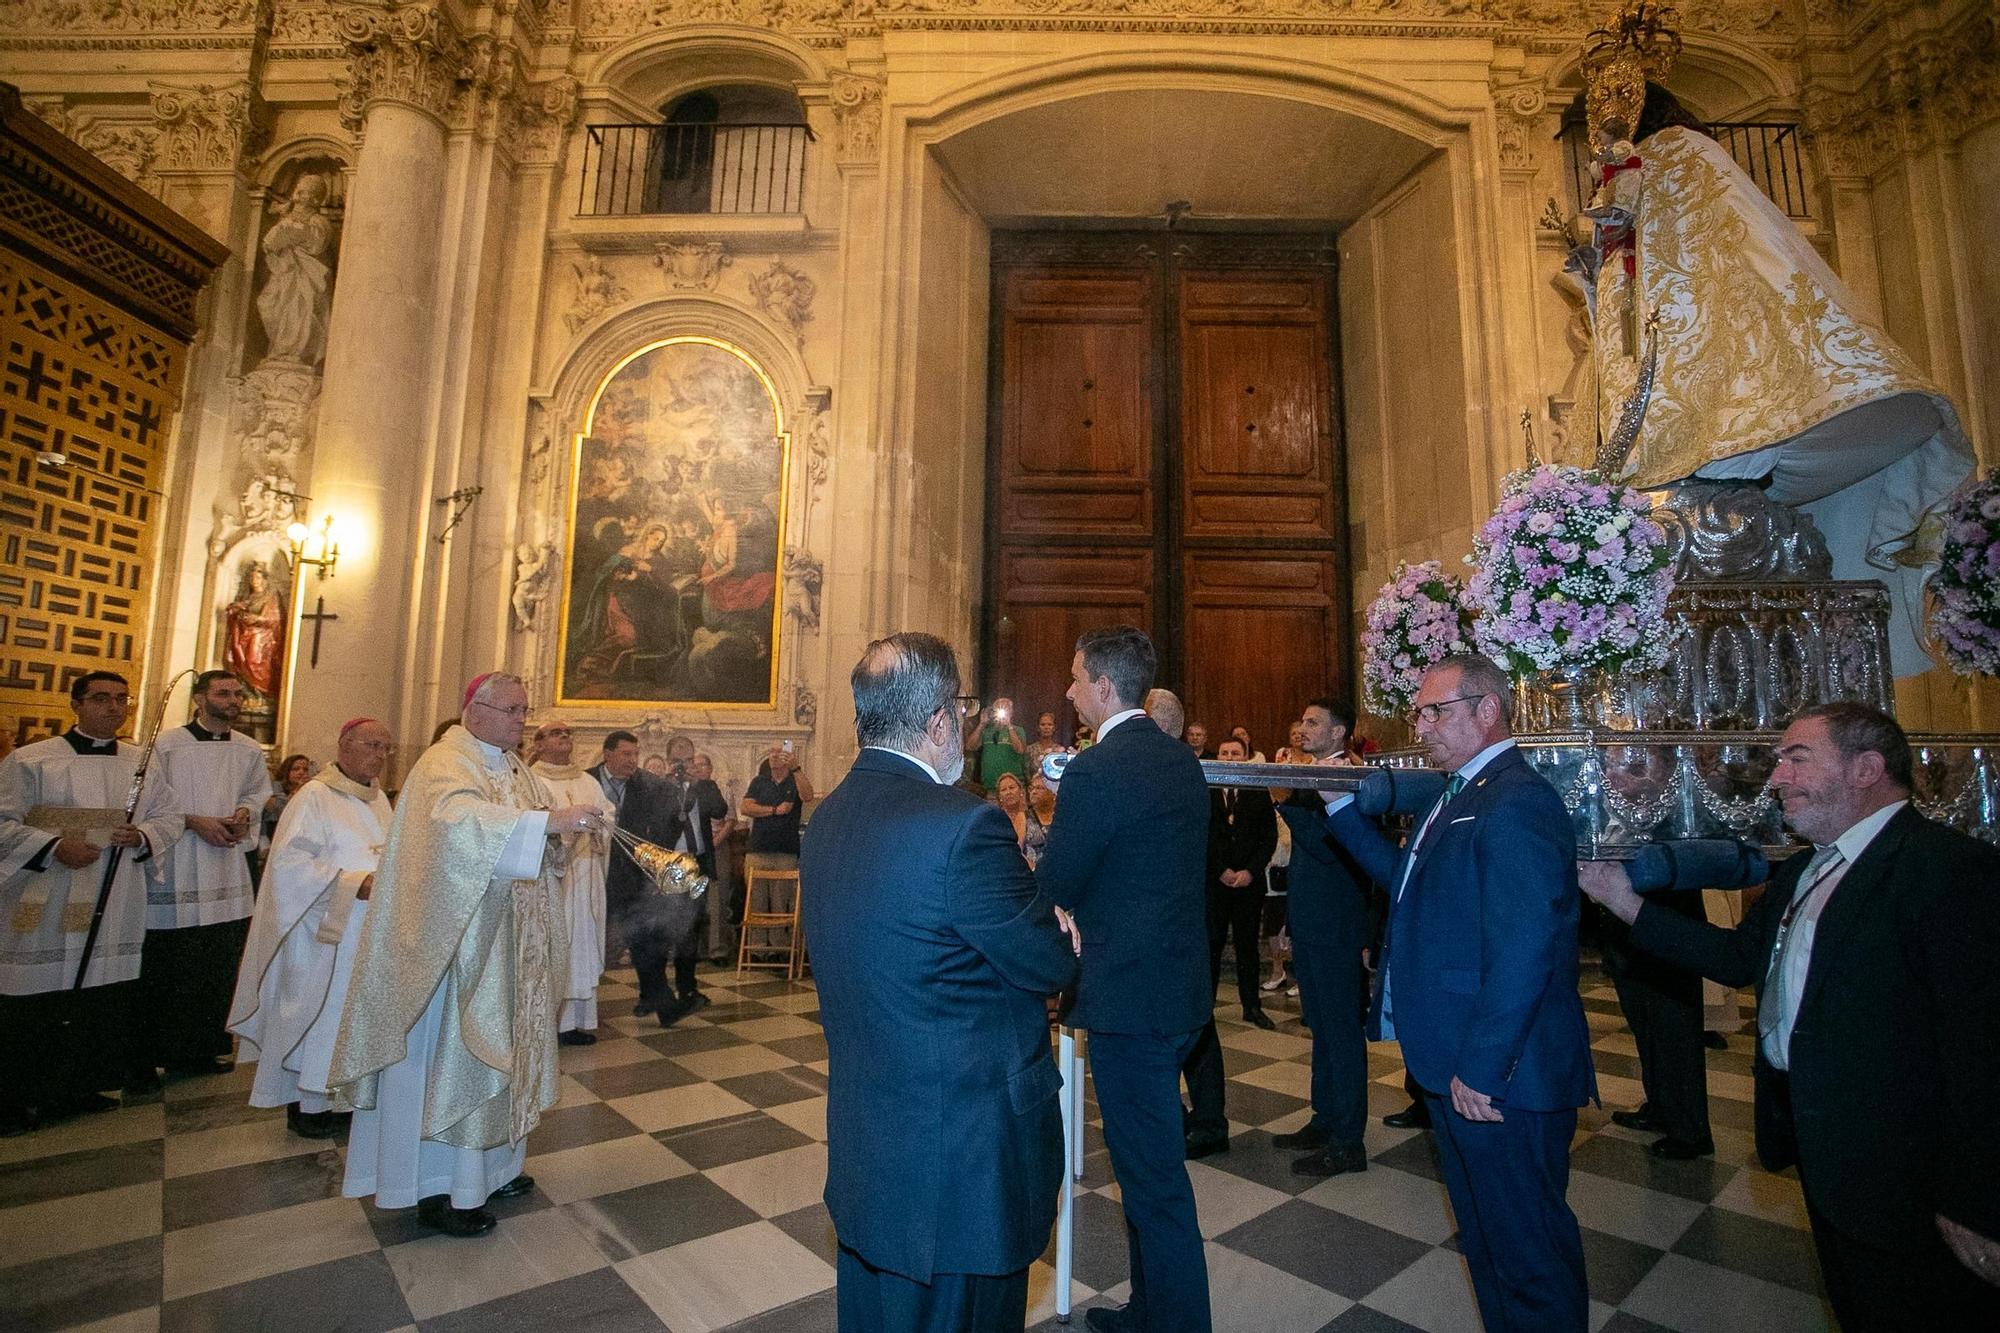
[1581,702,2000,1330]
[1037,626,1213,1333]
[1598,877,1713,1158]
[1272,697,1379,1178]
[589,731,696,1027]
[803,633,1080,1332]
[1324,653,1595,1332]
[656,737,730,1011]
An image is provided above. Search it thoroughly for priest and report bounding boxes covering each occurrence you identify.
[227,718,393,1138]
[0,671,182,1134]
[529,719,615,1046]
[329,673,606,1237]
[137,670,272,1083]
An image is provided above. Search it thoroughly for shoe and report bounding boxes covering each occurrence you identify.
[490,1174,535,1199]
[286,1104,343,1139]
[1286,985,1299,998]
[1703,1030,1729,1051]
[416,1196,497,1237]
[124,1069,163,1096]
[678,992,711,1015]
[62,1092,120,1117]
[1084,1306,1136,1332]
[1260,972,1290,993]
[631,1000,653,1017]
[1292,1141,1368,1178]
[0,1106,37,1136]
[1272,1124,1331,1151]
[167,1057,234,1078]
[1382,1104,1430,1130]
[655,994,699,1030]
[558,1029,597,1046]
[1648,1136,1714,1160]
[1611,1106,1665,1133]
[1184,1130,1229,1160]
[1244,1007,1277,1031]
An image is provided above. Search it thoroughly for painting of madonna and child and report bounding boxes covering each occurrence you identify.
[558,338,790,705]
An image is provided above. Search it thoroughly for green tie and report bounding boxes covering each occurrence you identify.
[1442,773,1467,806]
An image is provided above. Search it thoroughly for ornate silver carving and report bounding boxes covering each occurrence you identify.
[1650,481,1833,582]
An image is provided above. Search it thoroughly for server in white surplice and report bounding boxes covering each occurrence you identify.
[0,671,182,1134]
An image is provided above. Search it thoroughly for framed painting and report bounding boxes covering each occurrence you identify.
[555,336,791,706]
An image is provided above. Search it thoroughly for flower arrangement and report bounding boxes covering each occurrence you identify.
[1932,469,2000,677]
[1465,463,1676,678]
[1360,561,1477,717]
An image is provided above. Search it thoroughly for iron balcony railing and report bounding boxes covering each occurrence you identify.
[1566,120,1815,223]
[578,122,812,218]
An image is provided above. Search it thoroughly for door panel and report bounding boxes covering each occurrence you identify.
[993,547,1154,741]
[1182,550,1342,758]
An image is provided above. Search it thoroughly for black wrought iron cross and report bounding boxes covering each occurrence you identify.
[301,597,339,668]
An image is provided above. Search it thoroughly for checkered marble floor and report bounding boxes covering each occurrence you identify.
[0,965,1833,1333]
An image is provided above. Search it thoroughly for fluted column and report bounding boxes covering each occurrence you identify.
[292,3,468,760]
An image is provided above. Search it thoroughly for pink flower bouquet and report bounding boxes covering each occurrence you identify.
[1361,561,1475,717]
[1932,469,2000,677]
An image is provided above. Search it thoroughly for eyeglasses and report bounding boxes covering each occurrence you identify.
[473,701,532,719]
[1407,694,1487,727]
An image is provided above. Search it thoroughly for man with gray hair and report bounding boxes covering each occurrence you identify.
[804,633,1079,1330]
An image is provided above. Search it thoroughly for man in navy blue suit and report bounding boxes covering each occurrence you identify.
[803,633,1082,1332]
[1036,626,1213,1333]
[1323,652,1594,1332]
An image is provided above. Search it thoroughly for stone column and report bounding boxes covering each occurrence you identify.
[292,3,469,759]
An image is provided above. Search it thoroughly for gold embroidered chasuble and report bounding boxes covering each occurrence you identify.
[327,725,567,1148]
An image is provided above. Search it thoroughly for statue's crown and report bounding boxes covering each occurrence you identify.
[1582,2,1683,144]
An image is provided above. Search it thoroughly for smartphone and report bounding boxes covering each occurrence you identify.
[781,740,794,754]
[994,706,1009,723]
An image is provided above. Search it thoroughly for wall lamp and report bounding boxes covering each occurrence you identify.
[286,513,340,580]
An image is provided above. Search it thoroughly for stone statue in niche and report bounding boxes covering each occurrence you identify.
[565,255,630,334]
[512,538,561,631]
[255,173,336,366]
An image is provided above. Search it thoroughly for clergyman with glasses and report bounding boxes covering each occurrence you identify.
[1318,653,1597,1332]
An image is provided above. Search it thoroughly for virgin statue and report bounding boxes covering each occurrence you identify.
[256,174,336,366]
[225,562,286,701]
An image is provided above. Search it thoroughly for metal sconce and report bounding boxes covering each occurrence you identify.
[286,513,340,580]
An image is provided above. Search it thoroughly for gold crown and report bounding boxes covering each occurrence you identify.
[1582,2,1683,145]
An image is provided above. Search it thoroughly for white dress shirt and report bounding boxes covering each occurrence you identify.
[866,746,944,784]
[1092,707,1149,743]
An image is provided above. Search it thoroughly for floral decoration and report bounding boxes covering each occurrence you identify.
[1360,560,1476,717]
[1932,468,2000,677]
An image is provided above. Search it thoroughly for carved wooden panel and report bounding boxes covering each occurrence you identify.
[1182,550,1344,760]
[993,547,1154,739]
[0,254,179,743]
[1179,269,1338,540]
[995,266,1154,539]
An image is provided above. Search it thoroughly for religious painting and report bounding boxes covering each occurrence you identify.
[556,337,789,706]
[213,535,296,746]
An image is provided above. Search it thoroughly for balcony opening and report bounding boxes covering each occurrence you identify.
[580,84,811,218]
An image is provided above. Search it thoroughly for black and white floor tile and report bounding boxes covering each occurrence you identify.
[0,967,1833,1332]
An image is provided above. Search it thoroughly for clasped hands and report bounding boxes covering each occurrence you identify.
[53,825,144,868]
[188,809,253,848]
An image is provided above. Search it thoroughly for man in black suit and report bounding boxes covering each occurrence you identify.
[1273,698,1379,1177]
[803,633,1079,1332]
[1582,702,2000,1330]
[656,736,729,1011]
[588,731,697,1027]
[1038,626,1213,1333]
[1599,877,1713,1158]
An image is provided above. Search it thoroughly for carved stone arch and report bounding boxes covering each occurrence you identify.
[1544,33,1796,121]
[586,23,829,112]
[256,134,355,188]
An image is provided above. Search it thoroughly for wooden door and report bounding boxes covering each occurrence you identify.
[986,233,1350,752]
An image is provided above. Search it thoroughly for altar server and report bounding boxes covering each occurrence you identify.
[530,719,615,1045]
[136,669,271,1082]
[0,671,181,1134]
[227,718,393,1137]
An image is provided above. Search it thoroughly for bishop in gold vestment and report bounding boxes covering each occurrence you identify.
[329,674,607,1234]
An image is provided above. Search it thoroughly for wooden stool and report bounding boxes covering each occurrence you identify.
[736,855,804,979]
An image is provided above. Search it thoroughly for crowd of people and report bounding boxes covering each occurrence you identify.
[3,637,1997,1332]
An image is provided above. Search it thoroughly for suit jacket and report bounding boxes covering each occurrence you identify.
[657,774,729,861]
[1207,785,1277,888]
[1328,745,1595,1112]
[1279,791,1373,947]
[1036,715,1211,1035]
[801,747,1078,1281]
[1630,805,2000,1249]
[588,765,675,902]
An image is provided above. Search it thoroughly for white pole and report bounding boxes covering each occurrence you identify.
[1055,1027,1083,1322]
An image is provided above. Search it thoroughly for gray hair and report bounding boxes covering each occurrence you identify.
[1429,653,1514,726]
[1144,687,1185,738]
[467,672,525,708]
[1790,702,1913,790]
[852,633,961,750]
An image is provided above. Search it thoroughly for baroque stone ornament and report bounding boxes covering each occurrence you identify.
[512,538,562,631]
[337,3,473,132]
[830,71,883,165]
[508,76,580,167]
[782,546,824,633]
[148,81,260,173]
[653,239,729,290]
[748,260,816,346]
[565,255,630,334]
[1,0,259,31]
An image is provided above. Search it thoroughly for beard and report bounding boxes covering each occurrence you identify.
[935,745,966,786]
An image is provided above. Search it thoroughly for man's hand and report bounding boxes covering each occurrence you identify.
[548,805,605,836]
[223,807,253,841]
[357,873,375,902]
[107,824,143,848]
[186,814,240,848]
[774,801,795,815]
[1939,1215,2000,1289]
[1577,860,1643,925]
[1361,947,1374,973]
[1449,1075,1504,1123]
[1221,869,1251,889]
[53,834,101,868]
[1053,906,1082,956]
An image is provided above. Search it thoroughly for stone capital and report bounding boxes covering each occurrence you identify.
[501,75,580,167]
[830,71,883,166]
[148,79,262,175]
[337,2,474,132]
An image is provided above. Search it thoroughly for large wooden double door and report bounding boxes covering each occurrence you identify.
[983,231,1351,754]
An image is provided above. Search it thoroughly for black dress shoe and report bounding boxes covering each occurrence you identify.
[1611,1107,1666,1133]
[655,994,700,1030]
[676,992,711,1015]
[557,1029,597,1046]
[1084,1303,1136,1331]
[1272,1124,1331,1151]
[490,1174,535,1199]
[1648,1136,1714,1160]
[1243,1007,1277,1031]
[124,1069,163,1096]
[1184,1130,1229,1160]
[286,1104,343,1139]
[63,1092,120,1117]
[1702,1030,1729,1051]
[631,1000,654,1017]
[1382,1104,1430,1130]
[1292,1141,1368,1178]
[417,1196,497,1237]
